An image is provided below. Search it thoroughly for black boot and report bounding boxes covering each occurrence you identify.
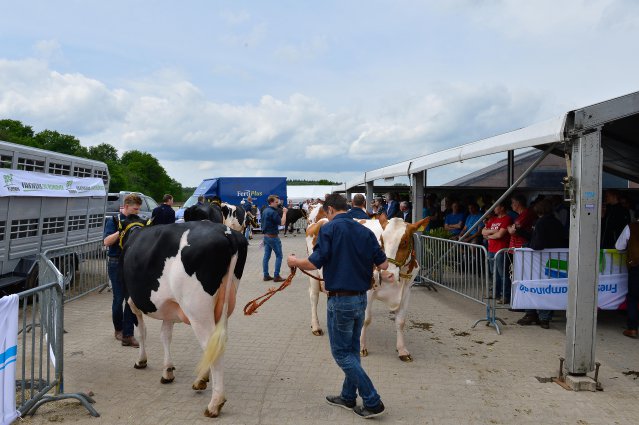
[517,313,539,326]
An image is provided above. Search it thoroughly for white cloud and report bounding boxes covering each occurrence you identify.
[0,57,563,186]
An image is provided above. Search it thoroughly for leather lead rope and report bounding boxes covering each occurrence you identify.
[244,267,297,315]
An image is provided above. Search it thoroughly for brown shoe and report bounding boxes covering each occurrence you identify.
[623,329,638,338]
[273,276,286,283]
[121,336,140,347]
[263,275,273,281]
[114,331,123,341]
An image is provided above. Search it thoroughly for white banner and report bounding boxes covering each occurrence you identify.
[0,169,106,198]
[511,248,628,310]
[1,294,19,425]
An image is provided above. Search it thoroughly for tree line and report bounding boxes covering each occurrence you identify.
[0,119,191,201]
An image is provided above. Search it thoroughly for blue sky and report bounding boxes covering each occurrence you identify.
[1,0,638,186]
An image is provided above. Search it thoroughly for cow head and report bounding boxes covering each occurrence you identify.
[379,217,430,284]
[118,214,148,248]
[220,203,245,232]
[307,203,327,224]
[184,203,223,223]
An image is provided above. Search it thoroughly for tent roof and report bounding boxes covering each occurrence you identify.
[345,90,639,190]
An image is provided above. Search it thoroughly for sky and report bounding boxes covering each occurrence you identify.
[1,0,638,187]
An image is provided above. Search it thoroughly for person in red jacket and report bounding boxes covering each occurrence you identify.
[482,202,512,303]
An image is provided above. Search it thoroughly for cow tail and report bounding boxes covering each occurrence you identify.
[196,252,238,377]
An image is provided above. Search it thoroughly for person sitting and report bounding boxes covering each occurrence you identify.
[347,194,370,219]
[444,201,466,238]
[517,199,566,329]
[459,202,483,244]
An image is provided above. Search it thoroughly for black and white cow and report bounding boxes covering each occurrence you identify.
[120,216,248,417]
[184,203,223,223]
[219,203,245,233]
[283,208,308,236]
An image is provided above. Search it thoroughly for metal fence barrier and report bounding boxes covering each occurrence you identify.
[41,239,109,303]
[415,235,503,333]
[14,255,98,418]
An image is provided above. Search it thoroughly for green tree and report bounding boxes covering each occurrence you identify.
[88,143,119,163]
[120,150,183,201]
[0,119,36,146]
[34,130,89,157]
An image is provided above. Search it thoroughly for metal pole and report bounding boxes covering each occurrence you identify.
[565,131,602,375]
[411,170,424,223]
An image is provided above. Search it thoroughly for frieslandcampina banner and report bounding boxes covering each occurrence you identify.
[511,248,628,310]
[0,169,106,198]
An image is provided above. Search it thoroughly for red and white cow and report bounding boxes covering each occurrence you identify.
[303,203,328,335]
[304,210,428,361]
[360,215,429,362]
[120,218,248,417]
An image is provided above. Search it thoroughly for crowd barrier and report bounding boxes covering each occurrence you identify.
[14,255,98,418]
[41,239,109,303]
[414,235,502,333]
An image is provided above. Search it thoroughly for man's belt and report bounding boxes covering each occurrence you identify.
[327,290,366,298]
[263,234,278,238]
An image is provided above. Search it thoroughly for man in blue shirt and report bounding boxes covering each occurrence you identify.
[346,193,369,219]
[459,202,484,244]
[288,194,388,419]
[385,192,399,218]
[103,193,141,347]
[444,201,466,237]
[261,195,288,282]
[151,194,176,224]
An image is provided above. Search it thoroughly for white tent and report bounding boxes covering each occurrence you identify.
[287,185,347,203]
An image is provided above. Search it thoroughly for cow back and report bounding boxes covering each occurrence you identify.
[184,203,224,223]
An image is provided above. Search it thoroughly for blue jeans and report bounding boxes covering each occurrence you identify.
[494,251,511,301]
[108,259,136,337]
[262,237,283,277]
[244,225,251,240]
[327,294,381,409]
[525,309,553,321]
[627,267,639,330]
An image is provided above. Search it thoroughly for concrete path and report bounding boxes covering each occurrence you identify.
[21,233,639,424]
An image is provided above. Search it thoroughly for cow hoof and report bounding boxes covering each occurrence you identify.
[134,361,147,369]
[312,329,324,336]
[399,354,413,362]
[361,349,368,357]
[204,400,226,418]
[192,381,208,391]
[160,376,174,384]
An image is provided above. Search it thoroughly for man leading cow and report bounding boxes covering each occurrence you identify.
[103,193,141,347]
[288,193,388,419]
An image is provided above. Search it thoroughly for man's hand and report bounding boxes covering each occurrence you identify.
[282,207,288,214]
[287,253,297,268]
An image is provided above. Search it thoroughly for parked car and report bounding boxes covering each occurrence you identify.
[105,191,159,222]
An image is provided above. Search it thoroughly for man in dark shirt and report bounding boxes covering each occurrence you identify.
[104,193,141,347]
[261,195,287,282]
[151,194,176,224]
[288,194,388,419]
[601,190,630,248]
[346,193,369,219]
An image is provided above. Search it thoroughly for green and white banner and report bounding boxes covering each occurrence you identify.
[511,248,628,310]
[0,169,106,198]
